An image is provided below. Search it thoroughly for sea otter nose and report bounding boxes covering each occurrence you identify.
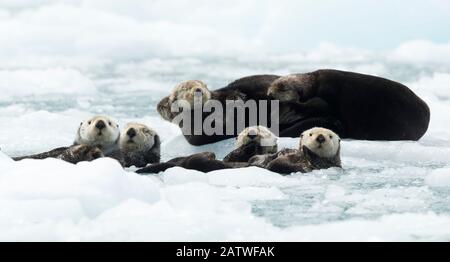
[316,134,326,144]
[127,128,137,138]
[95,120,106,130]
[248,133,258,139]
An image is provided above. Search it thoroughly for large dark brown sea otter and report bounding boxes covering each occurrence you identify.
[157,69,430,145]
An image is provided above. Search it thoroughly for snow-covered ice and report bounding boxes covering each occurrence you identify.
[1,0,450,241]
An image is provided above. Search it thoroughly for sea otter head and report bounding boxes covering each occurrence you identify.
[75,116,120,153]
[267,74,314,102]
[236,126,278,154]
[169,80,211,108]
[157,96,174,121]
[299,127,340,159]
[119,123,160,153]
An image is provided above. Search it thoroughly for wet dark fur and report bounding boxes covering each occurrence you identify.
[121,134,161,168]
[158,70,430,145]
[12,145,104,164]
[278,69,430,140]
[136,142,341,175]
[136,152,247,174]
[264,146,341,175]
[222,140,271,163]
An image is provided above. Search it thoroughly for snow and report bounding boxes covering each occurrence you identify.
[0,69,95,99]
[426,168,450,188]
[0,0,450,241]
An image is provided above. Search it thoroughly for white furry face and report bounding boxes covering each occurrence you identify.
[119,123,157,152]
[236,126,278,153]
[299,127,340,158]
[169,80,211,108]
[76,116,120,148]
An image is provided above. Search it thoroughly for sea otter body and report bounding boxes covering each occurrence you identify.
[250,127,342,174]
[269,69,430,140]
[223,126,278,163]
[12,115,120,164]
[12,144,104,164]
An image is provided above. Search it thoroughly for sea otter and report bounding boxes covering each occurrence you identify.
[223,125,278,162]
[12,144,104,164]
[118,123,161,168]
[268,69,430,140]
[252,127,342,174]
[12,115,120,164]
[74,115,121,155]
[135,152,248,174]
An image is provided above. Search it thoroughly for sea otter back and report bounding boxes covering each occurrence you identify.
[224,74,280,100]
[313,69,430,140]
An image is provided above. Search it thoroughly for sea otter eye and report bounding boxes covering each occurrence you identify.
[309,133,312,137]
[329,135,333,139]
[108,121,112,126]
[88,121,92,125]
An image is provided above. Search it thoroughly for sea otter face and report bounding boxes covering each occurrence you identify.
[71,144,104,162]
[299,127,340,158]
[169,80,211,108]
[76,116,120,148]
[157,96,174,121]
[236,126,278,154]
[119,123,158,152]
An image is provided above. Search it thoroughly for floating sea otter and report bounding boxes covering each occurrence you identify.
[12,116,161,168]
